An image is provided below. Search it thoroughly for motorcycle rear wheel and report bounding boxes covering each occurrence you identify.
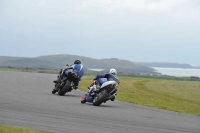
[93,89,109,106]
[58,80,71,96]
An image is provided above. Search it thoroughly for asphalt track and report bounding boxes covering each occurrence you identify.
[0,71,199,133]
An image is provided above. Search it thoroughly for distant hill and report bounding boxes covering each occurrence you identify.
[0,55,158,74]
[136,62,194,68]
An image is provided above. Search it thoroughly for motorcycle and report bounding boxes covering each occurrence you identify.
[52,67,79,96]
[81,80,119,106]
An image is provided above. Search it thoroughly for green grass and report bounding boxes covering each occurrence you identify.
[79,77,200,116]
[0,125,47,133]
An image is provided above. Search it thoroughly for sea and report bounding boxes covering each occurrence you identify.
[152,67,200,77]
[88,67,200,78]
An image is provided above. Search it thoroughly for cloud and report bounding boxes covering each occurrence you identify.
[38,0,48,7]
[74,0,188,13]
[71,0,200,22]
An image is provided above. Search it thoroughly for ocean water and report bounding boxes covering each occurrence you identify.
[152,67,200,77]
[88,68,104,71]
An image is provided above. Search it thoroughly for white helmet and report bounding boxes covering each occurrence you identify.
[109,68,117,75]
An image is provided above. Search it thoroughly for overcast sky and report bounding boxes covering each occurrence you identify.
[0,0,200,65]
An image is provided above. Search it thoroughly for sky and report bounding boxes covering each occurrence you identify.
[0,0,200,65]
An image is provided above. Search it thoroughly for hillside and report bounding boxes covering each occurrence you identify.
[0,55,158,74]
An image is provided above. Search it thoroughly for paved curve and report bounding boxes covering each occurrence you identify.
[0,71,199,133]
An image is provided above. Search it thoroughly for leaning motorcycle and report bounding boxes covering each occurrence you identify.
[52,68,79,96]
[81,80,119,106]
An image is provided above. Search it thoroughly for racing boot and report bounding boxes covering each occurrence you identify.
[81,94,87,103]
[73,86,78,90]
[111,94,117,101]
[71,85,78,90]
[111,97,115,101]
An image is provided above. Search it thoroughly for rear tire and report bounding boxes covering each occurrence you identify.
[93,89,109,106]
[58,80,71,96]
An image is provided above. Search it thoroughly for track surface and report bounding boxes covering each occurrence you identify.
[0,71,199,133]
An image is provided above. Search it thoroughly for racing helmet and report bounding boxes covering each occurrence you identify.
[109,68,117,75]
[74,59,81,64]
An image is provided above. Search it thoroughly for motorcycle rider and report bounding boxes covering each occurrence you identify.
[82,68,119,101]
[53,59,84,90]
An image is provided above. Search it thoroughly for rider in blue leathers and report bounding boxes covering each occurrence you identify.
[81,68,119,102]
[68,60,84,89]
[53,59,84,90]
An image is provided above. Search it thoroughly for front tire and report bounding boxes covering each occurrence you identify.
[93,89,109,106]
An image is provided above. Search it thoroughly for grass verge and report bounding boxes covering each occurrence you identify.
[79,77,200,116]
[0,125,47,133]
